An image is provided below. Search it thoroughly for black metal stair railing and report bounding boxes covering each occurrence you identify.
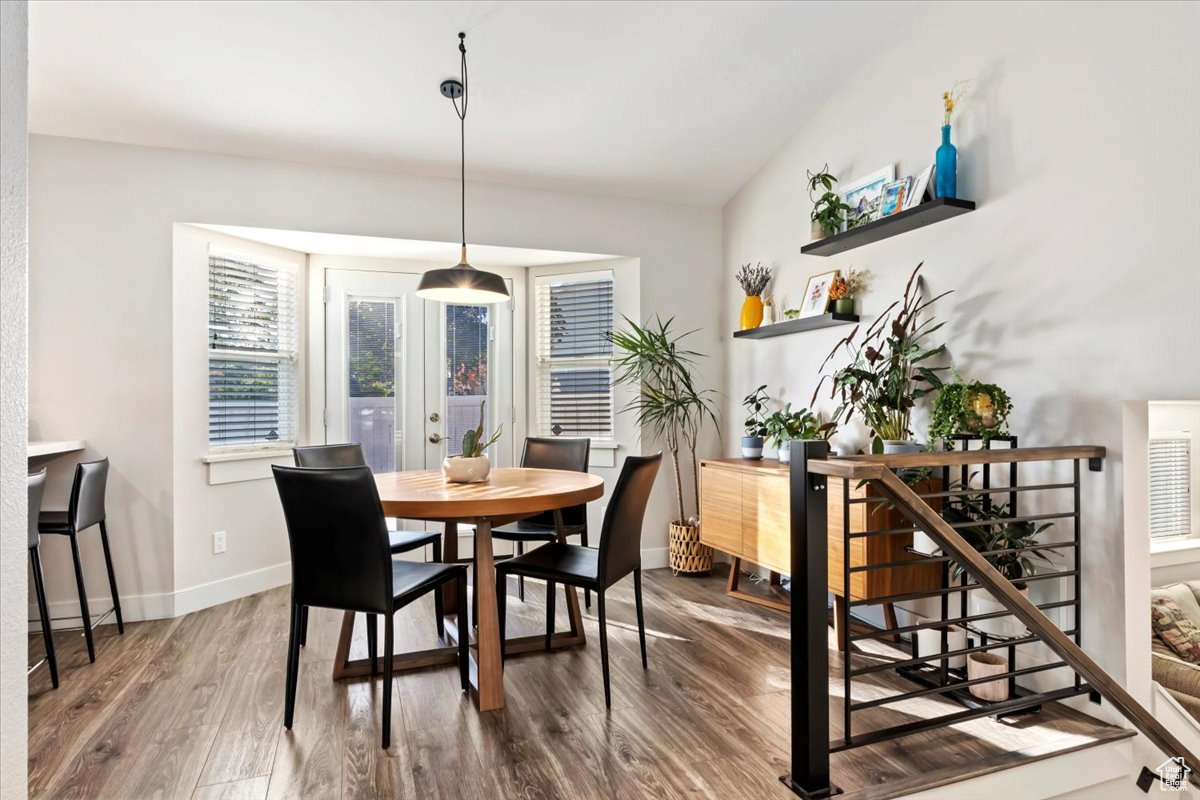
[781,441,1200,799]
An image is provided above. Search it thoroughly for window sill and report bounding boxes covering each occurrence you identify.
[1151,537,1200,569]
[201,448,295,485]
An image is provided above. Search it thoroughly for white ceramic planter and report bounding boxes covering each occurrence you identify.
[442,454,491,483]
[915,624,967,669]
[968,586,1029,638]
[967,652,1009,701]
[912,530,939,555]
[776,441,792,463]
[882,440,923,455]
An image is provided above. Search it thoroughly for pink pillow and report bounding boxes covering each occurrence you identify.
[1152,597,1200,664]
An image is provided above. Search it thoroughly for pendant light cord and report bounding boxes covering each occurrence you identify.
[453,33,469,259]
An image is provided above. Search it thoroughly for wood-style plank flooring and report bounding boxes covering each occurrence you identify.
[28,566,1131,800]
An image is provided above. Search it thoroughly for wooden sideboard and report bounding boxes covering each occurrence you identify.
[699,458,942,639]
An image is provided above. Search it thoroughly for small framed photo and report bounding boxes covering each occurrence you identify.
[799,269,839,318]
[880,177,912,217]
[904,164,934,210]
[843,165,895,228]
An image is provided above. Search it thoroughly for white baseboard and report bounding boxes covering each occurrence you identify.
[173,561,291,617]
[30,588,175,631]
[641,546,669,570]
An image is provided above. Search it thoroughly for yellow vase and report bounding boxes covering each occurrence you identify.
[740,295,764,330]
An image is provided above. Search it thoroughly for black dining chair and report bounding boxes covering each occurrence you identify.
[496,452,662,708]
[28,470,58,689]
[293,444,446,646]
[38,457,123,663]
[490,437,591,607]
[272,465,468,749]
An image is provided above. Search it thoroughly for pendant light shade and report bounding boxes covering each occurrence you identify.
[417,32,510,305]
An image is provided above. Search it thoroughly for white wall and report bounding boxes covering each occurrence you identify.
[721,0,1200,699]
[0,2,29,796]
[29,135,723,617]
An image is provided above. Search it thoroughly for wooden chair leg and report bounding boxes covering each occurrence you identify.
[517,541,525,601]
[67,532,96,663]
[98,521,124,635]
[633,569,647,670]
[284,601,301,729]
[545,580,556,651]
[366,613,378,676]
[597,591,611,708]
[883,602,900,643]
[432,539,445,640]
[833,594,848,652]
[459,575,470,689]
[30,547,58,688]
[382,614,394,749]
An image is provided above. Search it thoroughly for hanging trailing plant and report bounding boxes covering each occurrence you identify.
[928,377,1013,448]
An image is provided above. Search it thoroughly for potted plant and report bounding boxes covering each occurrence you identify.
[610,316,719,575]
[443,401,502,483]
[928,376,1013,449]
[814,262,949,454]
[828,267,870,316]
[741,384,770,459]
[736,262,772,331]
[764,403,835,463]
[808,165,853,240]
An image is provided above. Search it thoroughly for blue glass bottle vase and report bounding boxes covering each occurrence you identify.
[935,124,957,199]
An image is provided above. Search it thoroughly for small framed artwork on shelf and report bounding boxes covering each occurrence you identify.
[904,164,934,209]
[799,269,839,318]
[842,164,895,229]
[879,177,912,217]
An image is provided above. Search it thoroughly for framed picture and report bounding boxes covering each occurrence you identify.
[904,164,934,210]
[842,165,895,228]
[799,269,839,318]
[880,177,912,217]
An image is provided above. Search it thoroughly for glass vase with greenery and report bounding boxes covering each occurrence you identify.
[808,165,853,239]
[813,262,950,452]
[609,316,719,527]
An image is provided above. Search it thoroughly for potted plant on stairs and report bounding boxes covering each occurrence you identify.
[610,316,719,575]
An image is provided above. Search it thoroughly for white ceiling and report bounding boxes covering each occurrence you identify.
[196,224,615,267]
[29,0,920,206]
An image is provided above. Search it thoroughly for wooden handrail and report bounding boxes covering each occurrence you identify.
[830,444,1106,470]
[868,468,1200,786]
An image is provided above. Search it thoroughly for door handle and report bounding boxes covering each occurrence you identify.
[428,433,444,444]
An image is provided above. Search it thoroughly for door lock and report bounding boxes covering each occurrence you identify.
[429,412,440,422]
[428,433,444,444]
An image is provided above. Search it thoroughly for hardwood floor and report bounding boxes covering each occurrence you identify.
[28,566,1131,800]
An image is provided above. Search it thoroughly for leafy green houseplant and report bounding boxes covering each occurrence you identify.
[814,262,950,454]
[808,165,853,240]
[741,384,770,459]
[764,403,835,463]
[928,378,1013,448]
[609,317,718,560]
[443,401,502,483]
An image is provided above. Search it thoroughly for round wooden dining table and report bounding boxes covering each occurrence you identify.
[330,467,604,712]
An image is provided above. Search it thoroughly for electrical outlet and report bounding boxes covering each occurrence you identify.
[212,531,227,555]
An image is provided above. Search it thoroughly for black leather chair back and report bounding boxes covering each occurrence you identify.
[272,466,392,615]
[293,443,367,469]
[28,470,47,549]
[597,452,662,587]
[521,437,591,528]
[69,458,108,531]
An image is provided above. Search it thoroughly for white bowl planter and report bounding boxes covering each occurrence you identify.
[915,624,967,669]
[967,652,1009,701]
[911,530,939,555]
[442,454,491,483]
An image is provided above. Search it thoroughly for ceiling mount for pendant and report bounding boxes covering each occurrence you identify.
[439,79,464,100]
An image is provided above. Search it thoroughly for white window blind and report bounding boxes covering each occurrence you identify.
[1149,432,1192,538]
[534,271,615,441]
[208,250,299,448]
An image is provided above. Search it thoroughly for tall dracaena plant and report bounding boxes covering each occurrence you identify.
[609,316,719,526]
[813,263,950,447]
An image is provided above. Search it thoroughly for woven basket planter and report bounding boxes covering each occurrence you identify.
[669,522,712,575]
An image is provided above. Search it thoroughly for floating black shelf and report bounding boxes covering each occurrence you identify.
[733,313,859,340]
[801,197,976,257]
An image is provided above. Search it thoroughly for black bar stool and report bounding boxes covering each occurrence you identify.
[28,469,58,688]
[38,457,123,663]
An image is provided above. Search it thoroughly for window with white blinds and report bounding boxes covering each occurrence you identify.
[1149,432,1192,538]
[208,250,299,448]
[534,271,615,441]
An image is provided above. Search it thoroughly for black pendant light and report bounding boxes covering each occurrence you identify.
[417,32,511,304]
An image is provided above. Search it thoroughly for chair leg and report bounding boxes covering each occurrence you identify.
[581,528,591,610]
[382,614,394,749]
[30,547,58,689]
[284,601,301,729]
[517,541,525,601]
[366,613,378,676]
[598,591,611,709]
[299,606,308,647]
[67,532,96,663]
[98,521,124,635]
[544,580,556,651]
[634,568,648,670]
[432,539,445,641]
[459,575,470,689]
